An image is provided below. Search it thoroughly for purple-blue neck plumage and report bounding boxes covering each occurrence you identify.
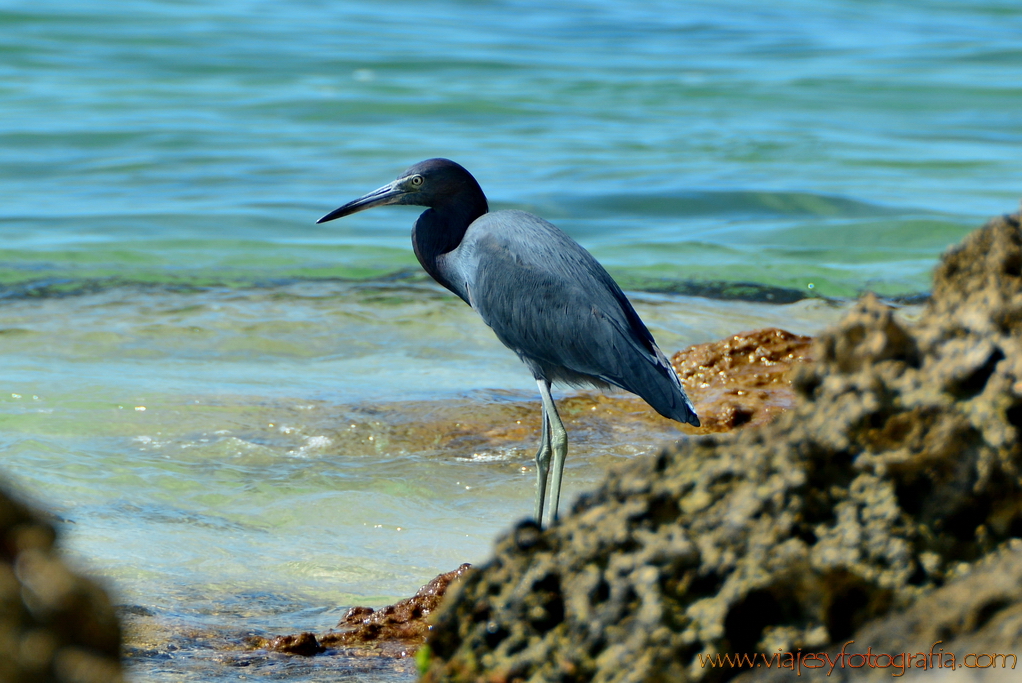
[405,159,489,295]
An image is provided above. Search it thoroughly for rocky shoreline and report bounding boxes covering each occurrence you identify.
[418,211,1022,681]
[225,324,827,664]
[0,309,821,682]
[5,211,1020,681]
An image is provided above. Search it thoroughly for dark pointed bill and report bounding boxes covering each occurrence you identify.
[316,180,407,224]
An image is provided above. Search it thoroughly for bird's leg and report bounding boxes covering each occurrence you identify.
[533,382,552,525]
[537,379,567,528]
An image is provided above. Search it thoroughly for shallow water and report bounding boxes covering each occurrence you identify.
[2,0,1021,680]
[2,286,850,681]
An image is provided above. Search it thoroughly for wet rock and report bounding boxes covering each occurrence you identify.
[247,564,472,659]
[0,484,123,683]
[320,564,472,652]
[419,212,1022,682]
[265,632,324,656]
[671,327,813,432]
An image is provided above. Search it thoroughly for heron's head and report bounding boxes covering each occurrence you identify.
[317,158,486,223]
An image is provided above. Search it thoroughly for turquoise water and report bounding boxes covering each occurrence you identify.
[4,0,1020,298]
[1,1,1020,680]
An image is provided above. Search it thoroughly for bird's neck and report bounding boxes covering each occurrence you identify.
[412,194,487,296]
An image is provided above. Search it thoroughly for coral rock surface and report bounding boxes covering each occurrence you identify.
[420,212,1022,683]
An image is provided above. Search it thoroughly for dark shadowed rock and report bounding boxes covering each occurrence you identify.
[265,632,325,656]
[420,212,1022,683]
[0,484,123,683]
[736,540,1022,682]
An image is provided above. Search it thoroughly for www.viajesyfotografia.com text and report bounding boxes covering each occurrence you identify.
[697,641,1017,676]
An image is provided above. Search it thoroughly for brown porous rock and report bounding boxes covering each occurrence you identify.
[320,563,472,651]
[247,563,472,659]
[671,327,813,432]
[419,211,1022,683]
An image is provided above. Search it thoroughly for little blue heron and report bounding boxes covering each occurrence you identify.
[318,158,699,528]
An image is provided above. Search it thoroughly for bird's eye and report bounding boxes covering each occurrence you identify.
[410,175,424,187]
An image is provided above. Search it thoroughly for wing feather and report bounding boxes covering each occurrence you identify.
[450,210,698,425]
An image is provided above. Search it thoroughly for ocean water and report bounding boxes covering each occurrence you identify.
[1,1,1020,680]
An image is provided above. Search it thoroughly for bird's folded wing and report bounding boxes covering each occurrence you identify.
[461,214,695,422]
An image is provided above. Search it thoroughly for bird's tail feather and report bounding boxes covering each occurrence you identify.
[610,347,699,427]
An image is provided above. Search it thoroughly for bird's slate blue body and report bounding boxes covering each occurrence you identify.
[318,158,698,527]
